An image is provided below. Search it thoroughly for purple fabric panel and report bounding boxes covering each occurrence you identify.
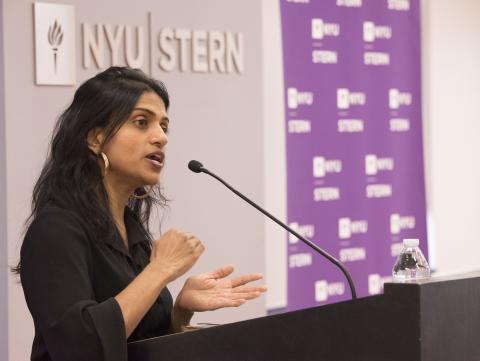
[280,0,427,311]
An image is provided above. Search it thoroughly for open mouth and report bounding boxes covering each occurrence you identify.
[146,153,164,167]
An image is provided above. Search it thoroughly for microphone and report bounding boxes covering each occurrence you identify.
[187,159,357,300]
[188,160,204,173]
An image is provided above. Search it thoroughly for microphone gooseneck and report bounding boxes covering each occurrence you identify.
[188,159,357,300]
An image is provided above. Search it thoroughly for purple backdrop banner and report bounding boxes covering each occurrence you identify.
[280,0,428,311]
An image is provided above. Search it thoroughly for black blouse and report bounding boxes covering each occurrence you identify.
[20,206,173,361]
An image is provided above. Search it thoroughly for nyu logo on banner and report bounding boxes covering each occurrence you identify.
[34,2,76,85]
[339,247,366,262]
[336,0,362,7]
[315,280,345,302]
[364,52,390,66]
[390,118,410,132]
[287,88,314,109]
[286,0,310,3]
[366,184,393,198]
[368,274,391,295]
[363,21,392,42]
[365,154,394,175]
[388,0,410,11]
[391,242,404,257]
[289,253,313,268]
[338,118,364,133]
[337,88,366,109]
[288,222,315,244]
[313,156,342,178]
[311,19,340,39]
[288,119,311,134]
[314,187,340,202]
[312,50,338,64]
[338,217,368,239]
[368,274,382,295]
[389,89,412,109]
[390,213,416,234]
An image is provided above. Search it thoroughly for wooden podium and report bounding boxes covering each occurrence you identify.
[128,272,480,361]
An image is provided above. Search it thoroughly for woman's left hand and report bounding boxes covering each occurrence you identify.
[175,265,267,312]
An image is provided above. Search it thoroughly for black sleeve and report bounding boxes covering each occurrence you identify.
[20,209,127,361]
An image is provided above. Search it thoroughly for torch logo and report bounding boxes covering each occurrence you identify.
[48,20,64,73]
[34,2,75,85]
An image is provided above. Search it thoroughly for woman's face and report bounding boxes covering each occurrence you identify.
[102,91,169,190]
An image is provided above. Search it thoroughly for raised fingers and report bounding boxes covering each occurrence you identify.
[232,284,268,293]
[227,291,263,301]
[209,265,235,279]
[222,298,246,308]
[231,273,264,288]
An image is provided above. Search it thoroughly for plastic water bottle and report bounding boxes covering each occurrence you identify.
[392,238,430,281]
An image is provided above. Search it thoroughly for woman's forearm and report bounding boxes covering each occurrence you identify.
[115,263,170,338]
[115,229,205,338]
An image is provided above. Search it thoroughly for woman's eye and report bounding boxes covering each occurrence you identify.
[134,118,148,128]
[161,123,169,133]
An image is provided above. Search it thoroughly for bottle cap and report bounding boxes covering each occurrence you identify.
[403,238,419,248]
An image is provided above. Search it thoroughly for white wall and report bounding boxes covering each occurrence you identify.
[0,0,8,359]
[423,0,480,275]
[262,0,287,311]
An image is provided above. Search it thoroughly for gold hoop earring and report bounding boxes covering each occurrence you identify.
[132,186,154,200]
[100,152,109,177]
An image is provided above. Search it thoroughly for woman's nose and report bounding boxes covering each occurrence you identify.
[151,126,168,147]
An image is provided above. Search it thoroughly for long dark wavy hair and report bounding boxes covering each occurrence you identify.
[12,66,170,274]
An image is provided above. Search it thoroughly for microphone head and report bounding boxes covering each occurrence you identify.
[188,160,204,173]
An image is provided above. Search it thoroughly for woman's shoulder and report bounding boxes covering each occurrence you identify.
[29,205,87,232]
[22,205,91,253]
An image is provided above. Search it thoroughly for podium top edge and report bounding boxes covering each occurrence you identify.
[384,270,480,289]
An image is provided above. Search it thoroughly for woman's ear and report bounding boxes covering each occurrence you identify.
[87,128,105,154]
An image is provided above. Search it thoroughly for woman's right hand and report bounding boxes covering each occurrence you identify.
[149,229,205,283]
[115,229,203,337]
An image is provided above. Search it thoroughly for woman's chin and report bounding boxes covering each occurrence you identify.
[142,176,160,187]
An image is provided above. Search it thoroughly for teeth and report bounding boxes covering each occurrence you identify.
[148,155,162,163]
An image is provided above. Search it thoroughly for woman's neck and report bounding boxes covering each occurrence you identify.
[103,175,136,247]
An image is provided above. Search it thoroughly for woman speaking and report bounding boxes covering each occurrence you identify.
[13,67,266,361]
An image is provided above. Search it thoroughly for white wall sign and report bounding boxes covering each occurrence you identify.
[81,23,244,74]
[34,2,76,85]
[33,2,244,83]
